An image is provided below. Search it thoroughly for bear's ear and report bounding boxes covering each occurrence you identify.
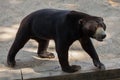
[78,19,86,24]
[78,19,83,24]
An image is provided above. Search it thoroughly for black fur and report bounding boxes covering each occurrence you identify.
[7,9,106,73]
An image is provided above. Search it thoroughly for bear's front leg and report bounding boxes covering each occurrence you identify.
[55,40,81,73]
[79,37,105,70]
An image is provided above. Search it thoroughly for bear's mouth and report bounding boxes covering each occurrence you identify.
[91,36,104,42]
[92,34,106,42]
[96,38,103,42]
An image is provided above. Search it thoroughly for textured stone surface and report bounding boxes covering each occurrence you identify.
[0,70,21,80]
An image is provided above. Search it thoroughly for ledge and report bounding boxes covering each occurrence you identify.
[22,58,120,80]
[25,69,120,80]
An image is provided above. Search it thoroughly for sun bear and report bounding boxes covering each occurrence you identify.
[7,9,106,73]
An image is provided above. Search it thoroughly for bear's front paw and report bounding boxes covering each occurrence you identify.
[62,65,81,73]
[7,60,16,67]
[93,60,105,70]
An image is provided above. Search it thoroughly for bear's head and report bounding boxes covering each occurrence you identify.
[79,17,106,41]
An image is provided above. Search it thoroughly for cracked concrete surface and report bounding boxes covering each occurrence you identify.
[0,0,120,79]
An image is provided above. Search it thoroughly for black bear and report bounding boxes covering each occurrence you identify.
[7,9,106,73]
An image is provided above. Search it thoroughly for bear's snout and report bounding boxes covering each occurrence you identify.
[93,27,106,41]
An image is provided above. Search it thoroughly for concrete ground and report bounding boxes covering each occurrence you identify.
[0,0,120,80]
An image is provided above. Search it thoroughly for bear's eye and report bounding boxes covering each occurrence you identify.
[102,23,106,30]
[97,22,106,31]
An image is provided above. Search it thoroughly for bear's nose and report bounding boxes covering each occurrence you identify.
[101,34,106,39]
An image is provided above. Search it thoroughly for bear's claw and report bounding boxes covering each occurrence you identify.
[93,60,105,70]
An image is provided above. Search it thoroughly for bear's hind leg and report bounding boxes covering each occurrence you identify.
[37,39,55,58]
[7,30,30,67]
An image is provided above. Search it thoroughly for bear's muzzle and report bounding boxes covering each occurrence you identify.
[93,27,106,41]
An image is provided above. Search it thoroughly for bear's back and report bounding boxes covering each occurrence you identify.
[28,9,70,40]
